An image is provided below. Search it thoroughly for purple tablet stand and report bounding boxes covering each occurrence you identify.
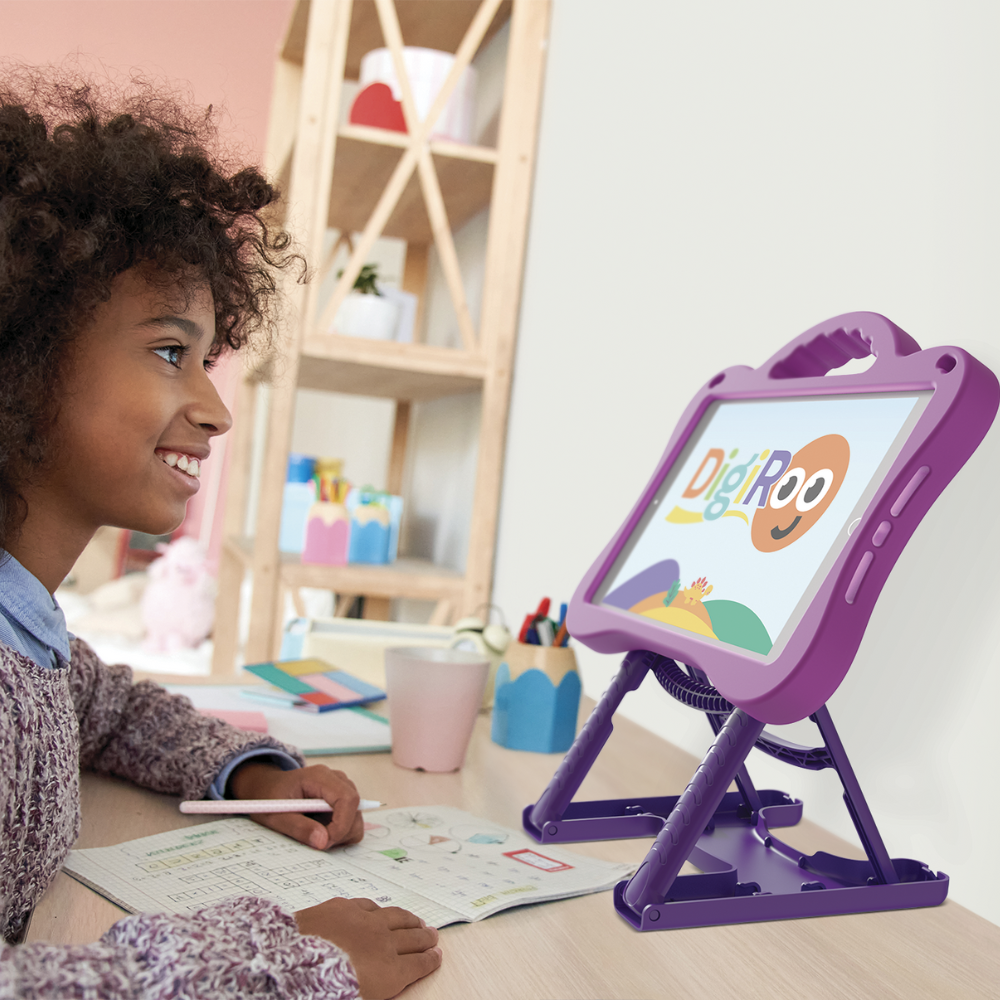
[524,650,948,929]
[523,314,998,931]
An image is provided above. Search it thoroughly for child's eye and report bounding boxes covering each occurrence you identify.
[153,344,188,368]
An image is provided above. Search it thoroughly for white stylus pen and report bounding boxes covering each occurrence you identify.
[179,798,383,815]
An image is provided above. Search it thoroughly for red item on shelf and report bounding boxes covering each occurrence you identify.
[349,82,407,133]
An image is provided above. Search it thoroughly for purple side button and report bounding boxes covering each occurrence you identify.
[845,552,874,605]
[890,466,930,516]
[872,521,892,547]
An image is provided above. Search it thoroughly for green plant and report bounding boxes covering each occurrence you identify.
[337,263,382,296]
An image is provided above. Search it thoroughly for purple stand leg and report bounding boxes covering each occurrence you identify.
[704,701,763,822]
[621,708,766,914]
[812,706,898,885]
[527,650,653,835]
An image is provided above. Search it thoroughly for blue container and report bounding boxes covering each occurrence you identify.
[279,455,318,553]
[287,453,317,483]
[491,654,581,754]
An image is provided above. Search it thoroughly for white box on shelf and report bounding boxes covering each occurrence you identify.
[358,47,477,145]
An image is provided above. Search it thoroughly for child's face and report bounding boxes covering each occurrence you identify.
[40,270,232,539]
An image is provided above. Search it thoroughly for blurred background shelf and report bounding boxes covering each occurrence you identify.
[212,0,550,676]
[226,537,464,604]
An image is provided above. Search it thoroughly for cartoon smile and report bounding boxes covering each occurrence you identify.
[751,434,850,552]
[771,516,801,540]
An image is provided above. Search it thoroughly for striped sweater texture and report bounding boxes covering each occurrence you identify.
[0,639,359,998]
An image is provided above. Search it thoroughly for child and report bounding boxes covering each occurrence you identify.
[0,70,441,998]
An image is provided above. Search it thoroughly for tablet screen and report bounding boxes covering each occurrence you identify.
[593,391,931,660]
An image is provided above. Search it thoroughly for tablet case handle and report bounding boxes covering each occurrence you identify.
[763,311,921,380]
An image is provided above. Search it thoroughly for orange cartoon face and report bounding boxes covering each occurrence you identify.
[751,434,850,552]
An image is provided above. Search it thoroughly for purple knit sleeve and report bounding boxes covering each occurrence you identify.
[0,897,359,999]
[67,638,305,801]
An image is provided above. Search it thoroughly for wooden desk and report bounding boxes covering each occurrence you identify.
[29,701,1000,999]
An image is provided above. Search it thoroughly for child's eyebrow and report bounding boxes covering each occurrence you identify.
[138,316,205,340]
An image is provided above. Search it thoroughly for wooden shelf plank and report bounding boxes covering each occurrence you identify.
[298,334,485,399]
[226,538,464,601]
[338,124,498,164]
[285,558,465,599]
[327,135,494,243]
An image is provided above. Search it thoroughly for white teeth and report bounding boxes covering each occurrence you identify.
[160,452,202,479]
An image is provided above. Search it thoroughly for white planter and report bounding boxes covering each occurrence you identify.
[333,292,400,340]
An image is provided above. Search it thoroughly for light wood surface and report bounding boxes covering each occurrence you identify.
[225,540,465,603]
[326,133,496,244]
[297,335,487,400]
[29,698,1000,999]
[341,0,512,80]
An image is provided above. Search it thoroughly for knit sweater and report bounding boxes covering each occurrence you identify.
[0,638,359,999]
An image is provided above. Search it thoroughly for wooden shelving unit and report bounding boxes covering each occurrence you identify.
[211,0,550,675]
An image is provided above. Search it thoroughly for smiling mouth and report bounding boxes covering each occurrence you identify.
[159,452,202,479]
[771,516,801,540]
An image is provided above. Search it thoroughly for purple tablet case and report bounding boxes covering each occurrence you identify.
[523,313,998,931]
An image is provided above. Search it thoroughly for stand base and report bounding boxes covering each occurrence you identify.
[525,790,948,931]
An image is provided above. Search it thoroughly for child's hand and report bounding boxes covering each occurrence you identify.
[295,897,442,999]
[228,762,365,849]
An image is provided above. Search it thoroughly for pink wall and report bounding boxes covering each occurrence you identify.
[0,0,295,564]
[0,1,293,163]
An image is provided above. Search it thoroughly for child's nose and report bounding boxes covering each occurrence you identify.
[192,370,233,436]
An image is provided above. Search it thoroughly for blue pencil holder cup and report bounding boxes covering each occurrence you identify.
[490,643,581,754]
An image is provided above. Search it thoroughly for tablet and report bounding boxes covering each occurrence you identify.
[567,313,998,723]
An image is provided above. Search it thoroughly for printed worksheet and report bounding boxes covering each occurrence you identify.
[341,807,633,920]
[63,807,633,928]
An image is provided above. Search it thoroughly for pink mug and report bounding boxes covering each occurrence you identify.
[384,647,489,772]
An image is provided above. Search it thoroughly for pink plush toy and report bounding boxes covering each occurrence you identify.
[141,536,216,651]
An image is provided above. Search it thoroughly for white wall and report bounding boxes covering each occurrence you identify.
[492,0,1000,926]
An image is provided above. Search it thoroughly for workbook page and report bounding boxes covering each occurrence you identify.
[64,817,462,927]
[346,806,633,921]
[64,808,632,928]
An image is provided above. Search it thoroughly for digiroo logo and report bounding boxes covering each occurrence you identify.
[679,434,850,552]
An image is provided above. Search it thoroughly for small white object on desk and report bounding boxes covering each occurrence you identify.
[179,798,383,815]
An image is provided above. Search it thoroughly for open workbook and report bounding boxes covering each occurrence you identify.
[63,806,633,928]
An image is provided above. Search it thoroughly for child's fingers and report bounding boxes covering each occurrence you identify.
[377,906,432,930]
[297,767,360,843]
[397,946,443,982]
[253,810,331,850]
[390,926,439,954]
[324,808,364,846]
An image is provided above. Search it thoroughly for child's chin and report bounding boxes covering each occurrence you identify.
[117,507,188,538]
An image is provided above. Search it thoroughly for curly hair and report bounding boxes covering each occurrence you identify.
[0,67,300,552]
